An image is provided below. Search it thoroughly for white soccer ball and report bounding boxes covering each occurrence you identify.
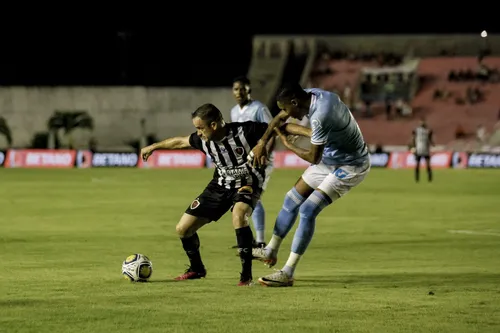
[121,253,153,282]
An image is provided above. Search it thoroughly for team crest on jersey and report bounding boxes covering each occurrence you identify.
[190,198,200,210]
[311,119,321,129]
[334,168,348,179]
[235,147,245,156]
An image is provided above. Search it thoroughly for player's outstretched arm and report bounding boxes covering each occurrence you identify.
[281,123,312,137]
[266,134,277,155]
[141,136,191,161]
[274,128,323,164]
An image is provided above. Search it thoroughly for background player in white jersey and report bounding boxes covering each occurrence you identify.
[249,83,371,287]
[230,76,274,248]
[411,119,434,183]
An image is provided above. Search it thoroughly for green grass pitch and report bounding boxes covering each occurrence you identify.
[1,168,499,333]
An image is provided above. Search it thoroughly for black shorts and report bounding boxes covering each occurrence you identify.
[415,154,431,163]
[185,181,262,222]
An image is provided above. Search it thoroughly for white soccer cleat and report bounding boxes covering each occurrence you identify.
[258,270,294,287]
[252,247,277,268]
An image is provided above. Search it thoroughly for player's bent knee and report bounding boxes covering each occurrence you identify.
[232,202,252,228]
[282,187,306,213]
[295,177,315,198]
[175,222,189,237]
[176,214,208,238]
[298,197,315,217]
[299,189,333,218]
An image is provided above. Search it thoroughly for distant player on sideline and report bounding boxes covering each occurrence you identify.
[411,119,434,183]
[141,103,270,286]
[230,76,274,248]
[248,83,371,287]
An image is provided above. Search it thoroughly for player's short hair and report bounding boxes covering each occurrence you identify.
[276,82,307,102]
[191,103,223,124]
[233,76,251,86]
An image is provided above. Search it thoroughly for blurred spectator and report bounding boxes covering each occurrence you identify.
[342,82,352,108]
[373,144,384,153]
[488,122,500,146]
[310,53,333,77]
[0,117,12,148]
[89,137,98,153]
[363,100,373,118]
[447,57,499,83]
[466,87,483,104]
[395,99,412,117]
[433,88,451,100]
[383,79,396,120]
[139,118,148,150]
[476,124,488,144]
[455,124,467,139]
[477,62,490,82]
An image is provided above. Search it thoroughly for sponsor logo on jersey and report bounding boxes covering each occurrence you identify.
[224,166,250,177]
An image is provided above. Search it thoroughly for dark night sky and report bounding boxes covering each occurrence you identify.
[0,10,495,87]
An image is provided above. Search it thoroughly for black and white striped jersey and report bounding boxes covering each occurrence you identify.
[413,126,433,156]
[189,121,268,190]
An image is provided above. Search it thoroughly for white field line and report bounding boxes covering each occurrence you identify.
[448,229,500,237]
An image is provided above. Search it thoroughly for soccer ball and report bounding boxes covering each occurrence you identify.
[121,254,153,282]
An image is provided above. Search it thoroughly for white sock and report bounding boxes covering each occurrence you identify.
[282,252,301,277]
[265,235,282,256]
[255,230,265,244]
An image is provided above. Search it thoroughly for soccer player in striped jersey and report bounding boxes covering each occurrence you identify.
[230,76,274,248]
[140,103,271,286]
[248,83,370,287]
[411,119,434,182]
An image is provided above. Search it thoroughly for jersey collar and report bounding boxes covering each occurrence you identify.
[306,93,317,119]
[238,99,253,111]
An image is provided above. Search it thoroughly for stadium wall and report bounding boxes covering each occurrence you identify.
[0,86,234,149]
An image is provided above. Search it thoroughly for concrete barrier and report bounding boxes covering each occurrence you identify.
[0,86,234,149]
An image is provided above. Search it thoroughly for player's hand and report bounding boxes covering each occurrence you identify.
[140,146,154,161]
[247,142,268,168]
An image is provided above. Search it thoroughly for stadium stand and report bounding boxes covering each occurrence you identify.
[3,34,500,152]
[247,37,317,116]
[313,56,500,148]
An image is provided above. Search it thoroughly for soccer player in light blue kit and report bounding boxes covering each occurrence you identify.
[230,76,274,248]
[249,82,371,287]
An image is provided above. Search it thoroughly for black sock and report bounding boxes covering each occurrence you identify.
[415,166,420,182]
[180,233,204,271]
[427,166,432,182]
[235,226,253,279]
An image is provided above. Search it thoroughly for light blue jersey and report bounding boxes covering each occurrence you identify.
[306,88,368,166]
[230,100,272,124]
